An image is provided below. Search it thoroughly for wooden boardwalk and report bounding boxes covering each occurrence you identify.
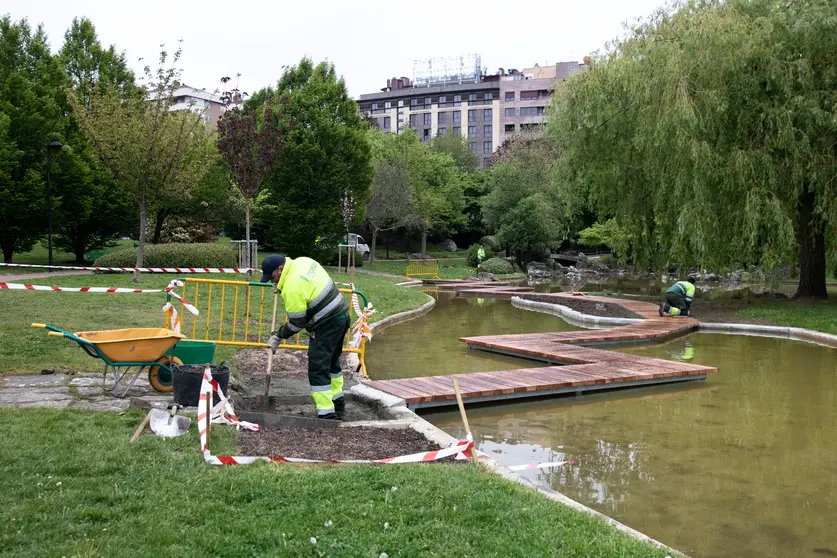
[366,286,717,409]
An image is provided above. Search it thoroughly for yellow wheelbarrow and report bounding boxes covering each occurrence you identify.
[32,324,186,398]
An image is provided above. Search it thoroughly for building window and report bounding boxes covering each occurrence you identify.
[484,125,493,135]
[505,91,515,101]
[453,126,461,136]
[468,110,476,123]
[468,93,477,103]
[425,97,431,106]
[484,108,492,120]
[484,157,493,168]
[439,95,448,108]
[385,101,391,109]
[505,124,515,133]
[410,98,418,108]
[453,111,461,123]
[410,114,419,126]
[438,112,448,124]
[424,113,432,125]
[504,108,516,117]
[384,117,391,130]
[520,89,549,101]
[454,94,462,107]
[521,123,542,131]
[483,141,492,153]
[423,129,431,142]
[484,92,492,102]
[438,127,446,136]
[398,100,404,108]
[470,141,478,152]
[519,106,546,116]
[468,125,477,136]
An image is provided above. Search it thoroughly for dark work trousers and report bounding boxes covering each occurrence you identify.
[307,312,351,413]
[664,291,688,314]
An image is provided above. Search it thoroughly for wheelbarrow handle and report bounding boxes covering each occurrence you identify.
[48,331,64,337]
[32,323,64,334]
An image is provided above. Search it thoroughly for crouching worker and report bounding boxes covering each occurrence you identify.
[262,254,351,420]
[659,279,696,317]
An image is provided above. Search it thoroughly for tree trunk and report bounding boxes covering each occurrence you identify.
[75,241,86,264]
[370,227,378,263]
[245,199,252,280]
[421,228,427,257]
[133,203,147,283]
[385,236,389,260]
[152,208,169,244]
[795,186,827,299]
[2,243,12,264]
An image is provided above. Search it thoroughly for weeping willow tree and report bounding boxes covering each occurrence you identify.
[549,0,837,298]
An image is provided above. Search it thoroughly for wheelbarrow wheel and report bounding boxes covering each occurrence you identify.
[148,356,182,393]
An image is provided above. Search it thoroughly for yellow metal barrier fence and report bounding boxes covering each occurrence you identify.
[405,258,439,279]
[166,278,370,376]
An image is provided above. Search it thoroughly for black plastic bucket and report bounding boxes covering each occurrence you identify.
[172,364,230,407]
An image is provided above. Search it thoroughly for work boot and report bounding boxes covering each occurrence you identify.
[318,412,341,421]
[658,303,665,317]
[333,397,346,420]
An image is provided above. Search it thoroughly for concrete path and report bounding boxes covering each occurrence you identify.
[0,371,178,411]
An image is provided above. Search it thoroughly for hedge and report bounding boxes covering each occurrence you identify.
[93,243,237,269]
[467,243,494,267]
[477,257,514,275]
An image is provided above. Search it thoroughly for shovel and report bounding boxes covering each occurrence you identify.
[262,289,280,409]
[150,404,191,438]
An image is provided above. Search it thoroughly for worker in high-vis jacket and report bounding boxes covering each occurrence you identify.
[659,279,696,317]
[262,254,350,420]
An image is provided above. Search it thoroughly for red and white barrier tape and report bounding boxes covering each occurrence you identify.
[0,263,256,274]
[198,366,475,466]
[0,282,162,293]
[165,280,199,316]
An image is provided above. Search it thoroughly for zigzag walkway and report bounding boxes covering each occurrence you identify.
[366,281,716,409]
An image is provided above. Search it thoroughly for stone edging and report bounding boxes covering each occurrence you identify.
[511,296,643,329]
[348,381,683,556]
[698,322,837,348]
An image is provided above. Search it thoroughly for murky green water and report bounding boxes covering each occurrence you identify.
[367,295,837,558]
[365,291,578,380]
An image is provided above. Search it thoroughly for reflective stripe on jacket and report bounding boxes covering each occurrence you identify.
[276,257,348,337]
[667,281,695,305]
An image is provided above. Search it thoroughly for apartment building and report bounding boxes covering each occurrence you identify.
[168,85,225,127]
[358,57,586,168]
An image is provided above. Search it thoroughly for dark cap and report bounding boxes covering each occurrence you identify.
[260,254,286,283]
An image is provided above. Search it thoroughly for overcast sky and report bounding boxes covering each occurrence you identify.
[7,0,667,98]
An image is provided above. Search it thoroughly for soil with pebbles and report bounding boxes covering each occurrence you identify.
[519,294,639,319]
[236,396,381,422]
[237,425,443,460]
[234,348,360,398]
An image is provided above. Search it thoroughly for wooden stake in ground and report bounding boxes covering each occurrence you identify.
[452,377,478,464]
[263,290,280,398]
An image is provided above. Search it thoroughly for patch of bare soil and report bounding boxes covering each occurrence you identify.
[520,294,638,319]
[234,349,360,397]
[237,426,442,460]
[237,396,382,421]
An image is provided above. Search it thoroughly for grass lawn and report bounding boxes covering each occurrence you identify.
[719,296,837,334]
[0,272,428,375]
[0,408,669,557]
[364,258,474,279]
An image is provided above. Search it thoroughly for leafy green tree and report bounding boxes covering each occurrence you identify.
[482,136,567,263]
[549,0,837,298]
[577,220,632,262]
[254,59,372,260]
[430,132,477,173]
[70,45,215,281]
[53,18,135,262]
[0,17,65,263]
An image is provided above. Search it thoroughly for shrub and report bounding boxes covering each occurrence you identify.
[479,235,501,251]
[478,257,514,275]
[93,243,237,269]
[146,218,217,244]
[467,243,493,267]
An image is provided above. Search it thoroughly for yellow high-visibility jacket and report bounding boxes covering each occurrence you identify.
[275,257,348,338]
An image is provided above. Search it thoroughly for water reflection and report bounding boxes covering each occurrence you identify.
[427,333,837,557]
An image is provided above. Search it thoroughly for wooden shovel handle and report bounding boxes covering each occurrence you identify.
[129,410,152,443]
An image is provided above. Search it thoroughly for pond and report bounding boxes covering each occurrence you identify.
[366,293,837,558]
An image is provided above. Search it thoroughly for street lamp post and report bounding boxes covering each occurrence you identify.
[46,140,62,271]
